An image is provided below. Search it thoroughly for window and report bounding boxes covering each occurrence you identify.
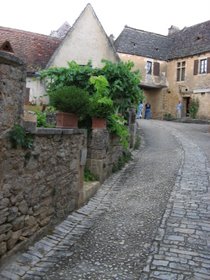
[199,59,207,74]
[177,61,185,81]
[146,61,152,74]
[194,58,210,75]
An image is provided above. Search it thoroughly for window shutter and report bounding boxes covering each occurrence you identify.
[193,60,198,75]
[207,57,210,73]
[153,62,160,76]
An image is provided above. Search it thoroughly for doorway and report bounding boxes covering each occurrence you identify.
[183,97,190,117]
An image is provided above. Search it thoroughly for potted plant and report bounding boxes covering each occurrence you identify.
[49,86,90,128]
[90,96,113,129]
[89,75,114,129]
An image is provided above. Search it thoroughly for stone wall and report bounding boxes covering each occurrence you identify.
[0,50,134,261]
[0,128,86,258]
[0,51,26,134]
[0,51,87,260]
[87,129,124,182]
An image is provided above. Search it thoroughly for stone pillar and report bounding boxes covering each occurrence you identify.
[0,51,26,135]
[87,129,110,183]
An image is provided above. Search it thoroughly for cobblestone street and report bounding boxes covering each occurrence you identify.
[0,120,210,280]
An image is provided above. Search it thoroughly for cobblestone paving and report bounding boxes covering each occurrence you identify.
[0,121,209,280]
[140,123,210,280]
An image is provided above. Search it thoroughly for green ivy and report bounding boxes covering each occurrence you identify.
[189,98,199,119]
[107,114,129,149]
[100,60,144,115]
[36,111,47,127]
[84,168,98,182]
[9,124,34,149]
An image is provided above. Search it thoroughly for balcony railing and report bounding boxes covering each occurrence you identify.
[140,73,168,89]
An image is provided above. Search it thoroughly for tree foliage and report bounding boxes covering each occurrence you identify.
[100,60,144,113]
[40,60,144,113]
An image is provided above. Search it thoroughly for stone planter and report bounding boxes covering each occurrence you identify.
[56,112,78,128]
[92,117,107,129]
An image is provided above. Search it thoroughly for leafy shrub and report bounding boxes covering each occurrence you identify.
[90,96,114,118]
[163,113,174,121]
[107,114,129,149]
[84,168,98,182]
[100,60,144,115]
[36,111,47,127]
[9,124,33,149]
[40,61,95,92]
[89,75,114,118]
[189,98,199,119]
[49,86,90,117]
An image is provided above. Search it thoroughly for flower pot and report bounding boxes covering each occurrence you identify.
[92,117,107,129]
[56,112,78,128]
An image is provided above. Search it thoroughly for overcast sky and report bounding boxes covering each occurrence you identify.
[1,0,210,38]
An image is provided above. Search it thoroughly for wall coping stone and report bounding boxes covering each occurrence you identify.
[36,128,87,136]
[0,50,24,66]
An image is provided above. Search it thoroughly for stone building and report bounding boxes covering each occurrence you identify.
[115,21,210,119]
[0,4,119,104]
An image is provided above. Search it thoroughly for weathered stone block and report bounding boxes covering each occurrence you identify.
[18,200,28,215]
[12,216,25,231]
[7,206,18,222]
[0,198,10,210]
[0,241,7,256]
[0,208,9,225]
[7,229,22,250]
[0,224,12,235]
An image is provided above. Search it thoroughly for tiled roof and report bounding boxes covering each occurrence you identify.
[115,20,210,61]
[0,26,61,72]
[114,26,169,60]
[167,20,210,59]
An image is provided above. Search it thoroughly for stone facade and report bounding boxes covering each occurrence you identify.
[118,53,168,119]
[115,23,210,120]
[118,52,210,119]
[166,55,210,119]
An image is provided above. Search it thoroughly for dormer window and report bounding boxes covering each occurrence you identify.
[0,40,14,53]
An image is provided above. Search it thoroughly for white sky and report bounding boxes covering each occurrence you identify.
[1,0,210,38]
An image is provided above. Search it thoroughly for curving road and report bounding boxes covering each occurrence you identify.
[1,120,210,280]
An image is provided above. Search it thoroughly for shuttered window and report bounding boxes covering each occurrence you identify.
[153,62,160,76]
[207,57,210,73]
[194,58,210,74]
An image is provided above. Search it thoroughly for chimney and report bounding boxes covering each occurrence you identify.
[109,34,115,44]
[168,25,180,35]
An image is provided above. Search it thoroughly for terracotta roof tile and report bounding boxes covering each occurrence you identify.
[0,26,61,72]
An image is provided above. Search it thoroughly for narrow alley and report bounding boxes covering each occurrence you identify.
[1,120,210,280]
